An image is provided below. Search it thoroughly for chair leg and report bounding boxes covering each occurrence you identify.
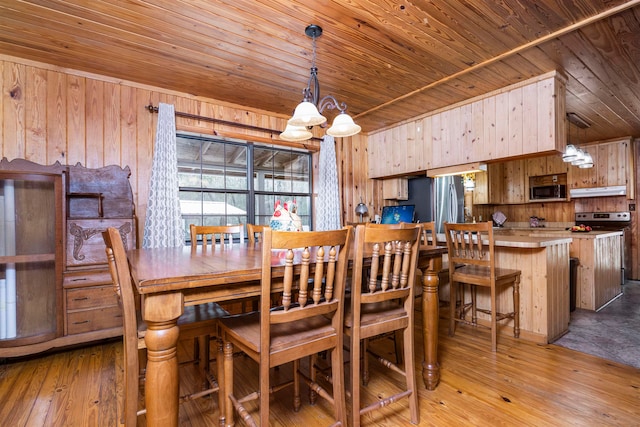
[471,285,477,324]
[293,359,301,411]
[309,353,318,405]
[330,346,347,426]
[351,334,362,427]
[449,280,457,336]
[403,323,419,424]
[362,339,369,386]
[490,288,498,352]
[197,335,211,373]
[514,276,521,338]
[223,340,234,427]
[393,330,404,364]
[259,352,270,427]
[217,337,226,426]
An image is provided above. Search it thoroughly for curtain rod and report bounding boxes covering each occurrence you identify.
[145,104,322,142]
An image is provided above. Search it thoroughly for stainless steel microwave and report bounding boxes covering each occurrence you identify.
[530,184,566,200]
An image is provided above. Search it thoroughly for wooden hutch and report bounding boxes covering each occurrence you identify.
[0,158,136,357]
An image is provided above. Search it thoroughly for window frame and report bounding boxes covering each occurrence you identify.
[176,133,313,242]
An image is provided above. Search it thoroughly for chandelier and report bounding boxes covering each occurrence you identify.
[562,113,593,168]
[280,25,361,142]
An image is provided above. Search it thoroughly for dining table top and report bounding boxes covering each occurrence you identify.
[128,242,448,296]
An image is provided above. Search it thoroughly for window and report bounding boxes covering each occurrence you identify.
[177,134,312,240]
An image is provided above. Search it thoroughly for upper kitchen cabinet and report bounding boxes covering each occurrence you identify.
[382,178,409,200]
[567,137,634,198]
[501,160,527,204]
[527,153,569,176]
[472,163,503,205]
[368,121,427,178]
[367,71,566,179]
[473,160,526,205]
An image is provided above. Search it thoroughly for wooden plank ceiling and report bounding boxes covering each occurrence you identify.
[1,0,640,144]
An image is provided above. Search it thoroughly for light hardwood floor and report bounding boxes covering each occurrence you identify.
[1,312,639,426]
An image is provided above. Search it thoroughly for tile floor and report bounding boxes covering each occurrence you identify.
[553,280,640,369]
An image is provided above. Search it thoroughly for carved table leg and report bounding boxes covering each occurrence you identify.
[421,256,442,390]
[143,293,183,427]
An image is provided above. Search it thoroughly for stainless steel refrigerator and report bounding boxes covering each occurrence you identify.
[434,175,465,233]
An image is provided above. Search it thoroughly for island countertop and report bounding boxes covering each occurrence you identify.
[493,234,573,248]
[436,231,573,248]
[493,228,622,241]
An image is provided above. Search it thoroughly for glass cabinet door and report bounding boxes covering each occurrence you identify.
[1,172,63,346]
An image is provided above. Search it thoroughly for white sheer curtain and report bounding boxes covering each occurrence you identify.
[315,135,342,231]
[142,103,184,248]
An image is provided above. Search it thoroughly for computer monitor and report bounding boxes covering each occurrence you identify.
[380,205,415,224]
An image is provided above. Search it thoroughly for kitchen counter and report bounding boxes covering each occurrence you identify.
[435,231,573,248]
[494,227,622,238]
[493,233,573,248]
[438,231,571,344]
[490,227,622,312]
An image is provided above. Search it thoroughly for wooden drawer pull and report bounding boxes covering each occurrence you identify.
[73,320,90,325]
[72,296,90,301]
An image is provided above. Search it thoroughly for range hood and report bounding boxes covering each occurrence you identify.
[569,185,626,198]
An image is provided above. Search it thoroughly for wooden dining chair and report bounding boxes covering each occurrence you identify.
[218,226,353,427]
[191,223,258,314]
[246,223,266,244]
[443,221,521,351]
[190,224,245,247]
[345,223,421,427]
[103,227,228,426]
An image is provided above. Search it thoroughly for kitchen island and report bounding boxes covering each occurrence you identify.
[439,230,573,344]
[523,229,623,311]
[490,233,573,344]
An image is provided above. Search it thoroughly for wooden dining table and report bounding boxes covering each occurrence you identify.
[127,241,446,427]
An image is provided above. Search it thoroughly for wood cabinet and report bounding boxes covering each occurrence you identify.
[0,160,135,357]
[64,271,122,335]
[63,164,135,338]
[493,239,571,344]
[526,154,568,176]
[0,159,65,353]
[570,233,622,310]
[382,178,409,200]
[368,71,566,179]
[567,137,633,196]
[473,164,502,205]
[501,159,527,204]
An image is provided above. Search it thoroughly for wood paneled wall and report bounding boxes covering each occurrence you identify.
[0,55,378,239]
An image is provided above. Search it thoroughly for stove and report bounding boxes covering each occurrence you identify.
[575,211,631,284]
[575,211,631,229]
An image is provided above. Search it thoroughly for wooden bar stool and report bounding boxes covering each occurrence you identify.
[443,221,520,351]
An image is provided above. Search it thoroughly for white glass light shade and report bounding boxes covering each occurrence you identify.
[279,124,313,142]
[579,152,594,168]
[571,148,586,166]
[326,112,362,137]
[562,144,578,162]
[288,101,327,126]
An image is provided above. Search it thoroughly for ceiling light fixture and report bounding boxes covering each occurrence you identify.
[280,24,361,142]
[562,114,593,168]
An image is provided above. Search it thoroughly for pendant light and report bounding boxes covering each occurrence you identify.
[281,25,361,141]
